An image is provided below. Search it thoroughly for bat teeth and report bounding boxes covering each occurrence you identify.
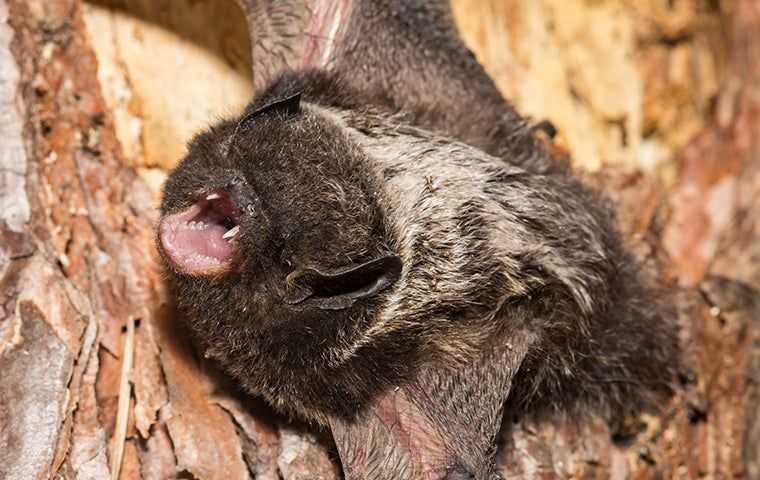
[206,192,222,201]
[186,221,207,230]
[184,251,220,264]
[222,225,240,240]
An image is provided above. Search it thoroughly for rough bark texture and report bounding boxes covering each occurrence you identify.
[0,0,757,479]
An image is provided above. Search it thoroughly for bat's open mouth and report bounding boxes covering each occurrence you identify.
[158,189,240,275]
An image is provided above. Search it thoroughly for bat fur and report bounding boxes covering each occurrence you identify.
[158,2,679,478]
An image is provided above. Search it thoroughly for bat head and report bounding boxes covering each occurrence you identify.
[157,71,678,429]
[157,85,407,419]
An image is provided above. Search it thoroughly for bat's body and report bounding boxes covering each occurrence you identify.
[157,3,678,479]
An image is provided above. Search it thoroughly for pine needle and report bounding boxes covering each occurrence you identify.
[110,316,135,480]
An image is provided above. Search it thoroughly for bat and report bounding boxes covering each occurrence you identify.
[157,2,678,478]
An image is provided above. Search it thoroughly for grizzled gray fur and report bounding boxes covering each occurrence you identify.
[158,2,678,478]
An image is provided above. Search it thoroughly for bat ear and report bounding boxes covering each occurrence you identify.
[284,255,402,310]
[239,91,302,129]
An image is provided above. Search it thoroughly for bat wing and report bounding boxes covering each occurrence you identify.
[234,0,553,173]
[329,328,531,480]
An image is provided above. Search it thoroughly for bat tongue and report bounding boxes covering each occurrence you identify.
[159,190,239,274]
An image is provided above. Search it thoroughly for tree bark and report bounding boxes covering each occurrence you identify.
[0,0,757,479]
[0,1,336,479]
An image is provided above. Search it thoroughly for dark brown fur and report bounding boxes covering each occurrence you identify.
[159,2,679,478]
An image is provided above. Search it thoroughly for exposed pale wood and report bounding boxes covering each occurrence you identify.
[110,316,134,480]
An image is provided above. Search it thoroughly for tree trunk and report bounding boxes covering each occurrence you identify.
[0,1,757,479]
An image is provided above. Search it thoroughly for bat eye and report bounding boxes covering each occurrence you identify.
[158,189,241,275]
